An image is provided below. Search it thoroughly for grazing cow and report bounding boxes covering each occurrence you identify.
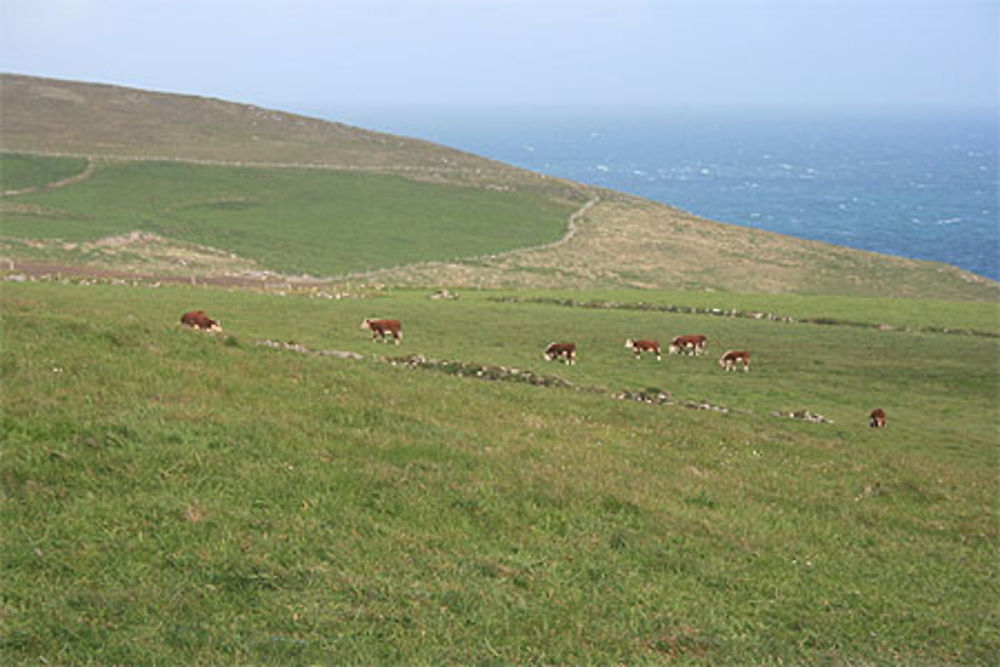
[360,318,402,344]
[869,408,887,428]
[625,338,661,360]
[543,342,576,364]
[180,310,222,331]
[719,349,751,372]
[669,334,708,356]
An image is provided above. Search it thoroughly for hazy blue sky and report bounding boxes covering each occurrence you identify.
[2,0,997,113]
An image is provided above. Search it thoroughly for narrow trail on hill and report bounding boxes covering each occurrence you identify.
[0,149,560,182]
[1,157,97,196]
[328,194,601,283]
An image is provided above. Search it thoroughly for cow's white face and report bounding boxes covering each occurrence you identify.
[624,339,633,348]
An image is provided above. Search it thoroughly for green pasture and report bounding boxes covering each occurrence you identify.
[0,155,573,276]
[518,288,1000,333]
[0,153,89,192]
[2,281,997,663]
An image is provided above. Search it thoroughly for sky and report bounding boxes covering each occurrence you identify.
[1,0,997,114]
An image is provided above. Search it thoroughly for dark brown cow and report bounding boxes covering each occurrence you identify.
[869,408,887,428]
[669,334,708,356]
[625,338,661,360]
[180,310,222,331]
[719,349,751,372]
[544,342,576,364]
[360,318,402,344]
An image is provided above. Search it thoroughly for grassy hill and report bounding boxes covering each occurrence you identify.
[2,74,998,663]
[2,73,997,299]
[2,281,997,663]
[0,74,521,177]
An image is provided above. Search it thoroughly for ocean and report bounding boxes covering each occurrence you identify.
[317,108,999,281]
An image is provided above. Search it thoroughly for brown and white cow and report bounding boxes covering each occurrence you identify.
[544,342,576,364]
[869,408,887,428]
[360,318,402,344]
[669,334,708,356]
[719,349,751,372]
[625,338,661,360]
[180,310,222,331]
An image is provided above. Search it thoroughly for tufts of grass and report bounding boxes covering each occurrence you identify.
[2,281,997,663]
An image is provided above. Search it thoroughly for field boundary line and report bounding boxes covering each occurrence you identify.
[255,339,834,425]
[489,296,1000,339]
[327,195,600,283]
[2,157,97,196]
[0,148,557,181]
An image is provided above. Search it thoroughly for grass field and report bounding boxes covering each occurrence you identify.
[3,280,997,663]
[498,289,1000,335]
[0,156,575,277]
[0,153,90,193]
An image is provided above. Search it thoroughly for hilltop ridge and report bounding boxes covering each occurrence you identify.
[2,73,997,300]
[0,73,513,176]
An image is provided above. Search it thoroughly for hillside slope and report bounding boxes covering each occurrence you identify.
[3,281,997,663]
[0,73,523,180]
[2,73,996,299]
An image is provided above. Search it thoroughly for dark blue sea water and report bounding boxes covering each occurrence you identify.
[317,108,999,281]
